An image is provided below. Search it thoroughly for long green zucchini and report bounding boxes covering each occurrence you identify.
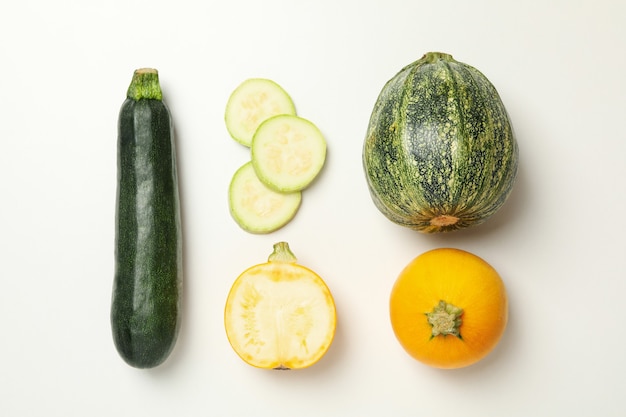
[111,68,183,369]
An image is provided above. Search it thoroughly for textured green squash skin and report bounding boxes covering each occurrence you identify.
[363,52,519,233]
[111,70,182,368]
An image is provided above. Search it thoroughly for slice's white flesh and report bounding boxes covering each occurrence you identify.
[229,162,301,234]
[251,114,327,193]
[225,78,296,147]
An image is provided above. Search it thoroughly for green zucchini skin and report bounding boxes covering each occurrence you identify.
[111,69,182,368]
[363,52,519,233]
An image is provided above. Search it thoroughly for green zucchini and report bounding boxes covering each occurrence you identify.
[111,68,183,369]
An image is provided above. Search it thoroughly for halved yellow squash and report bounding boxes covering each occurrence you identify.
[224,242,336,370]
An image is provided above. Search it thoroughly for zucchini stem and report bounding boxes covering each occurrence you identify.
[127,68,163,101]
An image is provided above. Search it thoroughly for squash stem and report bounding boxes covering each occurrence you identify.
[426,300,463,339]
[422,52,454,63]
[268,242,297,264]
[127,68,163,101]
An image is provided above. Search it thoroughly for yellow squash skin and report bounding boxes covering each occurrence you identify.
[389,248,508,369]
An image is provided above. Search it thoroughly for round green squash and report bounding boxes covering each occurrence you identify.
[363,52,519,233]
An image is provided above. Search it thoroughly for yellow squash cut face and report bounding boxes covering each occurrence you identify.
[224,242,336,370]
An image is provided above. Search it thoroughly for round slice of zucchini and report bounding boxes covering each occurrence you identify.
[225,78,296,147]
[229,161,301,234]
[251,115,326,193]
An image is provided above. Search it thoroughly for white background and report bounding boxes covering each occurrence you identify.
[2,0,625,416]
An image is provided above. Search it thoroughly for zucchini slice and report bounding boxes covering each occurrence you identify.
[225,78,296,147]
[229,161,302,234]
[111,68,182,369]
[251,114,327,193]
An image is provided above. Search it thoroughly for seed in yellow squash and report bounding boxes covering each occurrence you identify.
[389,248,508,369]
[224,242,336,370]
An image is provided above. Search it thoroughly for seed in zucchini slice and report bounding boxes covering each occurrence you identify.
[225,78,296,147]
[229,161,302,234]
[251,114,326,193]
